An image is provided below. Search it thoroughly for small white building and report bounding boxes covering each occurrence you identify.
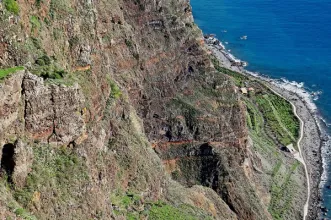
[240,88,248,94]
[286,144,296,154]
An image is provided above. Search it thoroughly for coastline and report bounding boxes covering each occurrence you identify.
[205,42,324,219]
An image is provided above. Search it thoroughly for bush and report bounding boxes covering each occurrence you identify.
[4,0,19,15]
[40,69,67,80]
[30,15,41,31]
[35,55,51,66]
[33,55,69,80]
[109,81,122,99]
[125,39,133,48]
[35,0,42,7]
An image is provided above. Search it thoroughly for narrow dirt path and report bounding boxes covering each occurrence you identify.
[267,87,310,220]
[289,100,310,220]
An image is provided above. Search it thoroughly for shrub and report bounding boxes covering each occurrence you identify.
[40,69,67,80]
[35,0,42,7]
[30,37,42,50]
[109,81,122,99]
[35,55,51,66]
[33,55,69,80]
[4,0,19,15]
[30,15,41,31]
[125,39,133,48]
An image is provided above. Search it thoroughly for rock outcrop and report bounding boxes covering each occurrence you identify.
[23,72,86,144]
[0,0,306,219]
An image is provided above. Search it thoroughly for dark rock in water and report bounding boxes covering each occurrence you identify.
[327,185,331,189]
[321,207,328,213]
[321,135,329,141]
[0,0,322,219]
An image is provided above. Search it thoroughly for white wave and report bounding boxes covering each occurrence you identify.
[206,36,331,196]
[320,137,331,188]
[320,117,331,128]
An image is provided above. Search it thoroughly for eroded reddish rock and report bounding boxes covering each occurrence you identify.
[23,72,86,145]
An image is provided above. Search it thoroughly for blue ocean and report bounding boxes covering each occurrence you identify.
[190,0,331,216]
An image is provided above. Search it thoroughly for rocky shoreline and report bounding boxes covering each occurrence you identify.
[206,43,323,219]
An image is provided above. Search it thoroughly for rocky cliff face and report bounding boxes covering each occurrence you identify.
[0,0,304,219]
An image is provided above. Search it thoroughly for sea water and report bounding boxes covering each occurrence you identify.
[190,0,331,217]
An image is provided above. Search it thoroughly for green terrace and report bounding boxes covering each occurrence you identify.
[212,56,300,148]
[212,63,303,220]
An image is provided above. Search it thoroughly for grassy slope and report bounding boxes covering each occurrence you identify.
[0,66,24,81]
[212,57,300,147]
[212,57,303,219]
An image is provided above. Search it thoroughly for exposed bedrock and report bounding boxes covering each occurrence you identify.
[156,141,272,220]
[0,0,308,219]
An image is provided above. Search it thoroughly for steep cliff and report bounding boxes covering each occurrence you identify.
[0,0,305,219]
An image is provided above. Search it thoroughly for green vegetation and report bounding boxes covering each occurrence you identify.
[68,36,80,50]
[255,93,299,146]
[125,39,134,48]
[212,57,300,147]
[52,28,63,41]
[39,67,67,80]
[211,56,248,86]
[244,99,263,133]
[271,161,282,177]
[109,80,122,99]
[35,55,51,66]
[7,201,37,220]
[110,192,208,220]
[212,63,303,219]
[268,94,299,139]
[13,208,37,220]
[14,145,89,208]
[0,66,24,81]
[4,0,20,15]
[31,55,69,81]
[149,201,202,220]
[22,37,44,62]
[268,161,300,219]
[30,16,41,31]
[250,128,302,220]
[49,0,74,19]
[110,191,142,216]
[35,0,42,7]
[170,98,201,132]
[103,78,122,121]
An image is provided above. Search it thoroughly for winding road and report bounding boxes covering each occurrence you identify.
[208,45,311,219]
[289,99,310,220]
[268,87,310,220]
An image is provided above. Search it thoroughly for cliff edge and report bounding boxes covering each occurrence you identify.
[0,0,307,219]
